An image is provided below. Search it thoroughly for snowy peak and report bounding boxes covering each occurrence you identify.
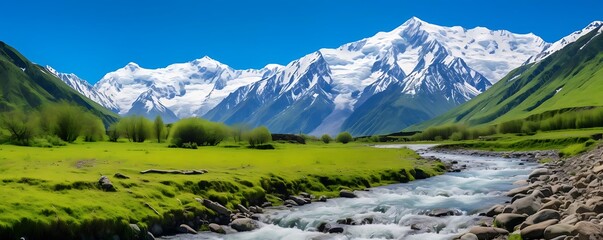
[526,20,603,64]
[127,89,179,123]
[44,66,119,112]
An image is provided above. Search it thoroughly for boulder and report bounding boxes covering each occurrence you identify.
[114,173,130,179]
[284,199,298,206]
[494,213,526,231]
[507,185,532,197]
[560,214,580,225]
[524,209,561,225]
[427,208,462,217]
[318,195,328,202]
[459,233,479,240]
[586,196,603,213]
[593,165,603,174]
[512,195,541,215]
[520,219,558,239]
[540,199,562,211]
[543,224,575,240]
[261,202,273,208]
[197,198,232,216]
[230,218,258,232]
[236,204,252,215]
[485,204,505,217]
[529,168,550,179]
[98,176,116,192]
[178,224,197,234]
[290,196,308,205]
[208,223,225,234]
[249,206,263,213]
[339,190,357,198]
[468,226,508,240]
[328,225,344,233]
[572,221,603,240]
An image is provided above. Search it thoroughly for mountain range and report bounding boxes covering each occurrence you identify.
[47,17,600,135]
[410,21,603,130]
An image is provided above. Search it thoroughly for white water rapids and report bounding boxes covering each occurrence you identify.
[165,144,538,240]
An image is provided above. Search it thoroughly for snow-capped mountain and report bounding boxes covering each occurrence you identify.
[84,17,600,135]
[94,57,283,121]
[525,21,603,64]
[127,89,179,123]
[45,66,119,112]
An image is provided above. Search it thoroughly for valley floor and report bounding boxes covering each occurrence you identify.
[0,141,444,239]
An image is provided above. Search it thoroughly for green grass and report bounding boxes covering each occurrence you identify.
[434,128,602,156]
[0,140,444,239]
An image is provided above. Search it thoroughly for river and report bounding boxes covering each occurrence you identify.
[164,144,538,240]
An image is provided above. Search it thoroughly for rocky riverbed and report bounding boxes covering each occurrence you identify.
[453,145,603,240]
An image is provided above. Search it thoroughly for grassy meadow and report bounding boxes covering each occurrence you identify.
[0,140,444,239]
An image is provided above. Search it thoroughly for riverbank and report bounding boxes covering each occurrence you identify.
[0,142,446,239]
[454,144,603,240]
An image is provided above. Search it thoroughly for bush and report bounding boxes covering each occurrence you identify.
[107,123,120,142]
[0,109,38,146]
[336,132,353,144]
[321,134,332,144]
[247,126,272,147]
[82,113,105,142]
[170,118,229,147]
[118,116,152,143]
[153,116,165,143]
[497,120,524,134]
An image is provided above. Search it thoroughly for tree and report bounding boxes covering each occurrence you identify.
[118,116,152,143]
[231,123,249,143]
[0,109,38,145]
[50,103,86,143]
[81,113,105,142]
[153,115,165,143]
[336,132,353,144]
[321,134,332,144]
[170,118,229,147]
[107,123,120,142]
[247,126,272,147]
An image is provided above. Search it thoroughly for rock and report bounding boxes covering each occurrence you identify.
[197,198,232,216]
[249,206,263,213]
[593,165,603,174]
[230,218,258,232]
[328,225,344,233]
[339,190,357,198]
[178,224,197,234]
[290,196,308,205]
[543,224,575,240]
[250,214,261,220]
[507,185,533,197]
[572,221,603,240]
[485,204,505,217]
[360,217,373,225]
[512,195,541,215]
[520,219,558,239]
[529,168,550,179]
[494,213,527,231]
[317,222,328,232]
[586,196,603,213]
[560,214,580,225]
[114,173,130,179]
[468,226,509,240]
[129,224,141,238]
[336,218,356,225]
[459,233,479,240]
[261,202,272,208]
[236,204,252,215]
[299,192,311,198]
[146,232,155,240]
[540,199,562,211]
[284,199,298,206]
[568,188,581,199]
[427,208,462,217]
[525,209,561,225]
[318,195,328,202]
[98,176,116,192]
[208,223,225,234]
[150,223,163,237]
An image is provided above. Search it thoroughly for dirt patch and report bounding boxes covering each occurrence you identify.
[74,159,95,169]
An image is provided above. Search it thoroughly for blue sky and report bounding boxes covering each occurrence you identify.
[2,0,601,83]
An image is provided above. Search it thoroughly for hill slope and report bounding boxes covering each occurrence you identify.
[0,41,119,125]
[409,23,603,130]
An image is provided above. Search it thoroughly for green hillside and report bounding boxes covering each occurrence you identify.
[0,41,118,125]
[409,27,603,130]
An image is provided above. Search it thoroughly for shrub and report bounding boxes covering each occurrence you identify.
[336,132,353,144]
[107,123,120,142]
[0,109,38,146]
[321,134,332,144]
[170,118,229,147]
[450,132,463,141]
[49,103,88,142]
[247,126,272,147]
[153,115,165,143]
[82,113,105,142]
[118,116,152,143]
[498,120,524,134]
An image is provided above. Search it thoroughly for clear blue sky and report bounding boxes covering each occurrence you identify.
[2,0,601,83]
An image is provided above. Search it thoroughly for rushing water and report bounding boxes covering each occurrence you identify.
[165,144,538,240]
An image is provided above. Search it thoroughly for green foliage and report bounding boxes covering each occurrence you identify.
[247,126,272,147]
[321,134,332,144]
[82,114,105,142]
[117,116,152,143]
[153,116,165,143]
[44,103,88,143]
[231,123,250,143]
[336,132,353,144]
[0,109,38,145]
[412,124,497,141]
[498,120,524,134]
[170,118,229,147]
[107,123,120,142]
